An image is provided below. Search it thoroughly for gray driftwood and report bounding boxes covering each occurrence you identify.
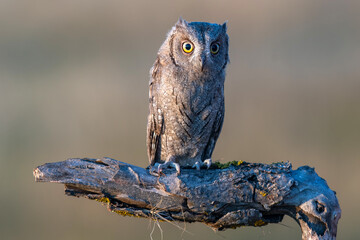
[33,157,340,240]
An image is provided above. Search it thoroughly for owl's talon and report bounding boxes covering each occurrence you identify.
[149,163,161,176]
[157,163,164,173]
[169,162,181,175]
[192,161,201,170]
[204,158,212,169]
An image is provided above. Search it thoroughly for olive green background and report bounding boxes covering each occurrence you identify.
[1,0,359,239]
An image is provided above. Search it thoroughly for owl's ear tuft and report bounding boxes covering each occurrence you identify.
[222,21,228,32]
[176,17,189,28]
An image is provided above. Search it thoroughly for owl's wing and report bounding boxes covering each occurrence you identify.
[147,57,163,166]
[203,100,224,160]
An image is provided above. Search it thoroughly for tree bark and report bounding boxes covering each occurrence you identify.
[33,157,341,240]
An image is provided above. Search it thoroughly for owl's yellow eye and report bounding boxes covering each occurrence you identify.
[210,43,220,54]
[182,41,194,53]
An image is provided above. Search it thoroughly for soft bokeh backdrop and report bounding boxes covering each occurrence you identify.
[1,0,359,239]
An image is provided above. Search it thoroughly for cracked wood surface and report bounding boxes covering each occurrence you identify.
[33,157,341,240]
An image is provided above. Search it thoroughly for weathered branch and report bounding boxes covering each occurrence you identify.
[33,158,340,240]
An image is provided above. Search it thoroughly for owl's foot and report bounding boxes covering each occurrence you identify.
[158,161,181,175]
[192,158,212,170]
[150,160,181,176]
[149,164,162,176]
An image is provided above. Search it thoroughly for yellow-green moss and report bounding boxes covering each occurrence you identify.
[95,197,142,219]
[96,197,110,204]
[112,209,137,217]
[214,160,244,169]
[254,220,267,227]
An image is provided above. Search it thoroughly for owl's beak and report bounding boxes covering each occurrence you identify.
[200,55,207,72]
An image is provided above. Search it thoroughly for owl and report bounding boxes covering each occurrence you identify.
[147,17,229,175]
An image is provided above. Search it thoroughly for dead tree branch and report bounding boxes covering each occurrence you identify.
[33,157,340,240]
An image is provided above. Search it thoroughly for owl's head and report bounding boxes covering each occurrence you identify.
[160,17,229,75]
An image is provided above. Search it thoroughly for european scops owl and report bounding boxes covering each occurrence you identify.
[147,17,229,175]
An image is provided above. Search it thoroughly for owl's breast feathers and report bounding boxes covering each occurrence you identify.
[147,56,225,166]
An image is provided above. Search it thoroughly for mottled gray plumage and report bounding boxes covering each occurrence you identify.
[147,18,229,174]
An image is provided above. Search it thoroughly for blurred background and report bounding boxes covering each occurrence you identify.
[1,0,359,239]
